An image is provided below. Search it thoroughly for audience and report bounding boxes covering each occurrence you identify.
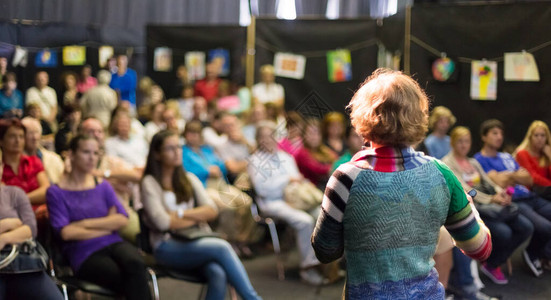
[59,71,80,108]
[474,119,551,277]
[141,130,261,300]
[109,54,138,112]
[0,72,23,118]
[0,166,63,299]
[144,102,166,143]
[322,112,347,156]
[423,106,456,159]
[514,120,551,191]
[248,122,326,285]
[194,63,222,103]
[47,134,151,299]
[278,111,305,157]
[252,64,284,109]
[54,103,81,158]
[80,69,118,129]
[26,71,58,131]
[105,111,148,169]
[76,64,97,94]
[242,103,268,147]
[331,126,364,173]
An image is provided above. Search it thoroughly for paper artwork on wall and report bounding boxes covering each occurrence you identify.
[62,45,86,66]
[35,49,58,68]
[186,52,206,80]
[470,60,497,101]
[154,47,173,72]
[208,48,230,76]
[504,52,540,82]
[12,46,28,67]
[432,57,457,82]
[99,46,114,68]
[273,52,306,80]
[327,49,352,83]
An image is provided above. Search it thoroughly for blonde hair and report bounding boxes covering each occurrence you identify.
[428,106,456,131]
[515,120,551,167]
[449,126,471,147]
[259,65,275,75]
[322,112,346,140]
[347,68,429,147]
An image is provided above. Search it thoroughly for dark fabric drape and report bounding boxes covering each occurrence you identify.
[254,19,378,114]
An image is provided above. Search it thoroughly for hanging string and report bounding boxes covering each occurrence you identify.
[256,38,378,58]
[410,35,551,63]
[0,41,146,54]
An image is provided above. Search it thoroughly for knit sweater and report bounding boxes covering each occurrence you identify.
[311,146,492,299]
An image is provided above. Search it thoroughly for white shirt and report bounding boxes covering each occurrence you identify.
[144,121,166,143]
[247,150,300,201]
[163,190,193,212]
[202,126,228,149]
[25,86,57,118]
[252,82,284,104]
[104,135,148,168]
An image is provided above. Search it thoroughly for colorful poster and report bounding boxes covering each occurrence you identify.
[470,60,497,101]
[62,45,86,66]
[432,57,457,82]
[12,46,28,67]
[99,46,114,68]
[504,52,540,82]
[273,52,306,80]
[208,48,230,76]
[327,49,352,82]
[154,47,173,72]
[185,51,206,80]
[35,49,58,68]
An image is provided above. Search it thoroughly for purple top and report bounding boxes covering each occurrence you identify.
[46,181,127,272]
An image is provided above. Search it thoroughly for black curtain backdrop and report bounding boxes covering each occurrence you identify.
[146,25,247,99]
[254,18,379,114]
[407,2,551,153]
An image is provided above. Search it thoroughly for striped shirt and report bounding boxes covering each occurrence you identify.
[311,146,491,299]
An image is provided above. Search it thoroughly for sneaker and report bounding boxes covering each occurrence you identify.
[300,268,326,285]
[474,291,501,300]
[523,250,543,277]
[480,263,508,285]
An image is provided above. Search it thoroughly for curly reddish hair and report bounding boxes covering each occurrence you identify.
[347,69,429,147]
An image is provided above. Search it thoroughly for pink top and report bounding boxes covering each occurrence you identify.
[77,76,98,94]
[278,137,303,157]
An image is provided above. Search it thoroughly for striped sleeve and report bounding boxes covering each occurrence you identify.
[434,160,492,261]
[311,163,361,263]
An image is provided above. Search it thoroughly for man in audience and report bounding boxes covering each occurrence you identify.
[21,117,64,184]
[80,69,118,128]
[203,111,229,148]
[252,64,285,109]
[109,54,137,113]
[475,119,551,277]
[215,114,254,183]
[105,111,148,169]
[26,71,58,131]
[80,117,143,242]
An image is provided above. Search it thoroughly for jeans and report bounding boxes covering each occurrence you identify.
[76,241,151,300]
[0,271,63,300]
[155,237,261,300]
[515,196,551,259]
[450,248,478,298]
[484,214,534,268]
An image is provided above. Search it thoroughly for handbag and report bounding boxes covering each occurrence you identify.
[475,202,519,223]
[170,224,222,241]
[0,239,49,274]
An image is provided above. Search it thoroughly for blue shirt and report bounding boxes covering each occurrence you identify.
[474,151,531,198]
[182,145,227,186]
[0,89,23,117]
[109,69,137,106]
[423,134,451,159]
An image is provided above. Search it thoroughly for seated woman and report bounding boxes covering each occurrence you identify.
[248,122,327,285]
[182,120,255,256]
[322,112,347,156]
[295,118,338,190]
[0,160,63,300]
[514,120,551,192]
[443,126,533,288]
[312,69,492,299]
[47,135,151,300]
[141,130,260,300]
[0,119,50,212]
[278,111,305,157]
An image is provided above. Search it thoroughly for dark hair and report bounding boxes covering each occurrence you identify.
[480,119,504,138]
[0,118,26,140]
[183,120,203,136]
[345,126,357,139]
[285,111,305,129]
[68,134,97,152]
[4,72,16,83]
[143,130,192,204]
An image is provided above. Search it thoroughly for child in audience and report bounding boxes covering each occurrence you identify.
[423,106,456,159]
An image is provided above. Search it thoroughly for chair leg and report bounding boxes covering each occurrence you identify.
[61,283,69,300]
[229,286,238,300]
[265,218,285,280]
[147,267,160,300]
[198,284,206,300]
[506,258,513,276]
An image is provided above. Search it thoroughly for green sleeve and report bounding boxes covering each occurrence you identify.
[433,160,469,216]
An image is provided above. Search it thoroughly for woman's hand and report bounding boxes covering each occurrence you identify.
[492,191,512,206]
[0,218,23,234]
[208,166,222,178]
[543,145,551,160]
